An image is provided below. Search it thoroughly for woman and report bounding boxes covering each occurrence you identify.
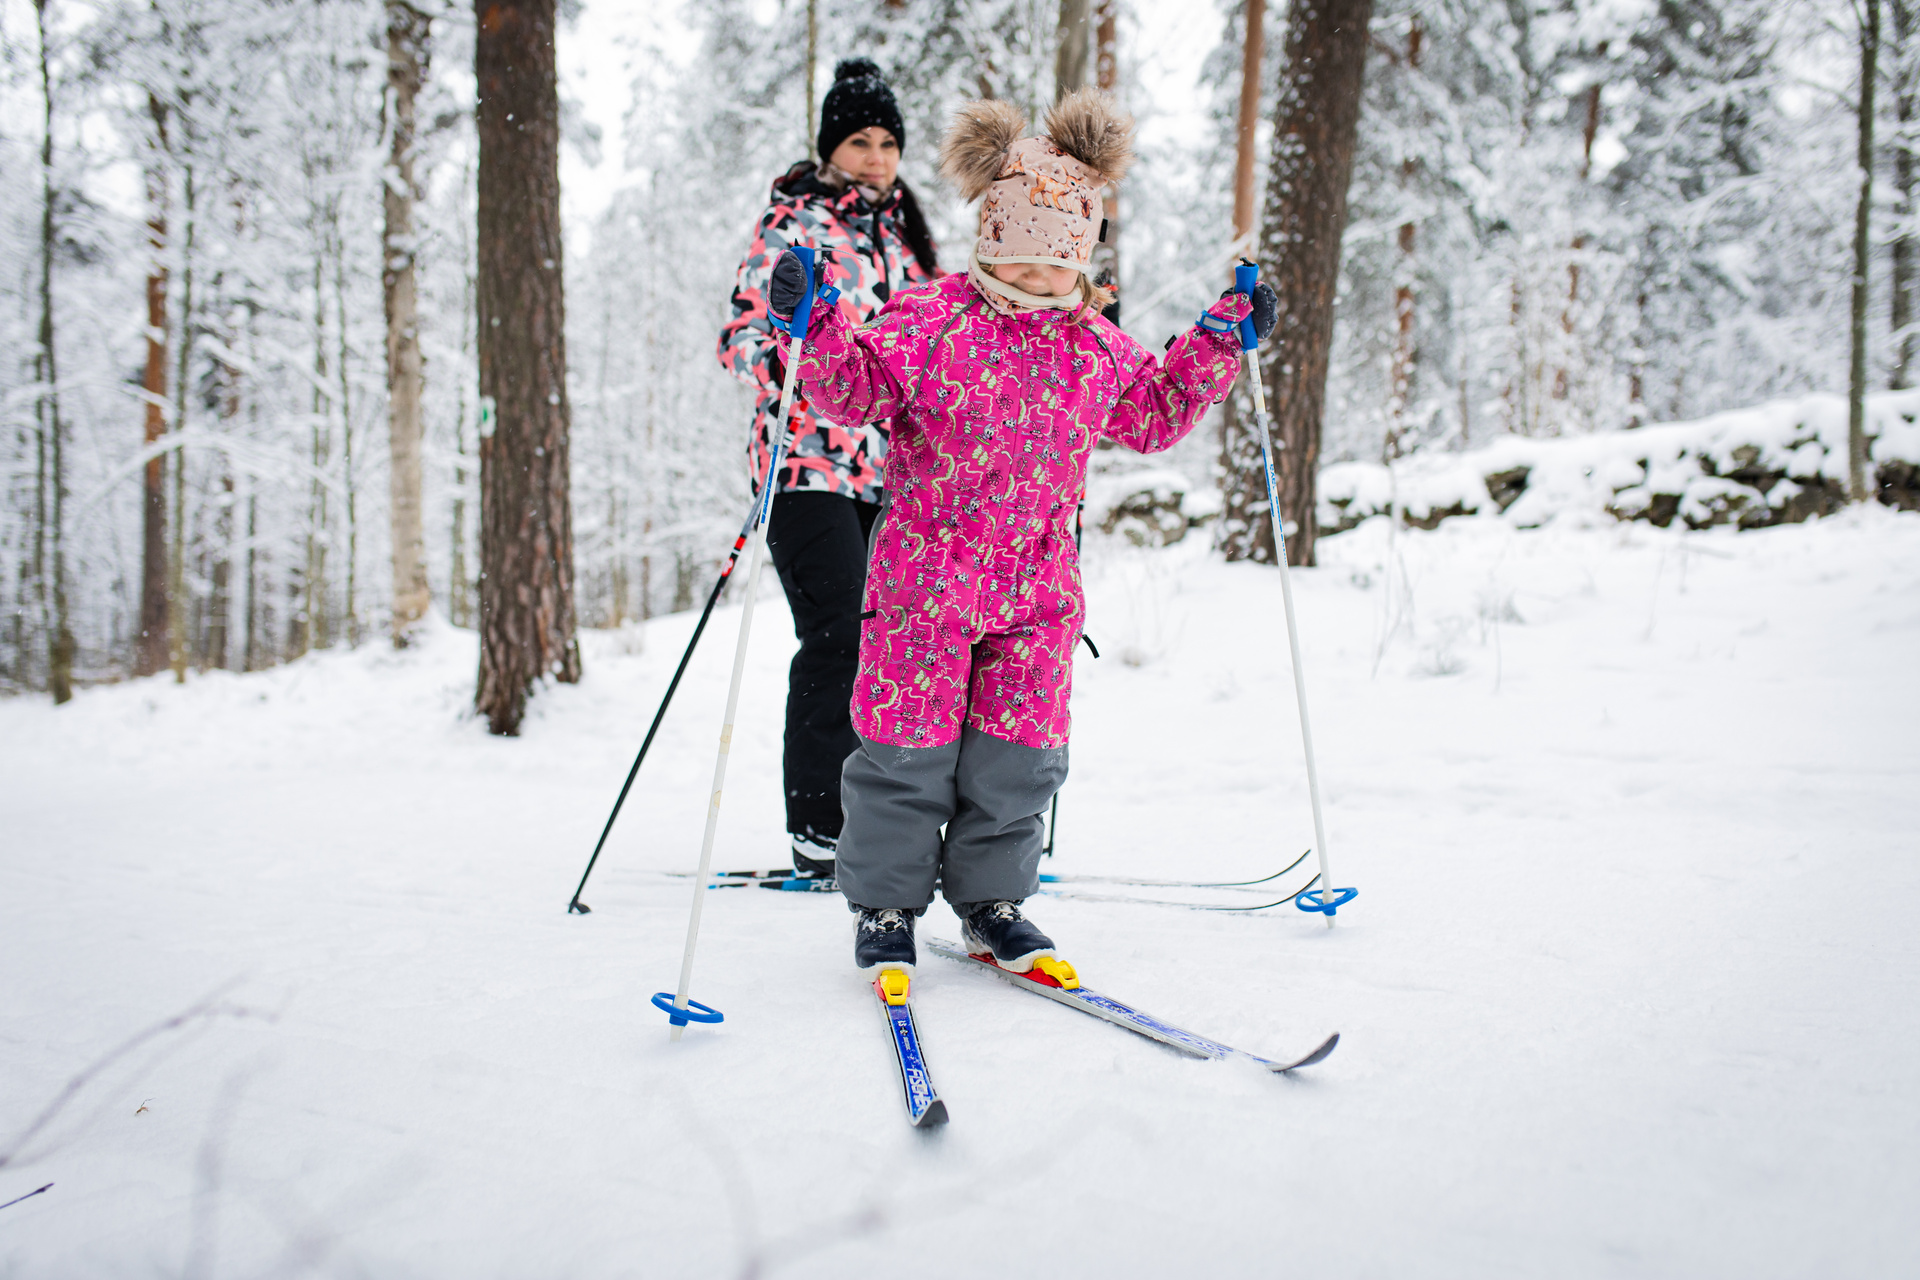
[718,58,941,878]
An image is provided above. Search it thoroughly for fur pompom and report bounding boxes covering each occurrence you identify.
[833,57,883,83]
[1043,88,1134,184]
[940,99,1028,201]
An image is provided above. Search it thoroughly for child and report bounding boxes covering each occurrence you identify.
[766,90,1276,978]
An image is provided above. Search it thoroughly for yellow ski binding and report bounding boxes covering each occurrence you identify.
[1031,956,1081,990]
[875,968,912,1006]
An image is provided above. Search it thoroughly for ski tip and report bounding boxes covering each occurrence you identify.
[914,1098,949,1127]
[1270,1032,1340,1072]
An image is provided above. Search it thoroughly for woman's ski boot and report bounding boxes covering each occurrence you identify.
[791,828,837,880]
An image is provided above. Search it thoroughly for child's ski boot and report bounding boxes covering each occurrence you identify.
[854,906,917,973]
[959,900,1056,973]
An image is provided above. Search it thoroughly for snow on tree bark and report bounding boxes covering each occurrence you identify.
[1224,0,1372,567]
[474,0,580,736]
[1851,0,1880,502]
[35,0,72,704]
[1891,0,1916,392]
[386,2,432,648]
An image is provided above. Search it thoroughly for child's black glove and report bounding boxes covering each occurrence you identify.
[768,249,840,334]
[1221,282,1280,341]
[768,249,808,322]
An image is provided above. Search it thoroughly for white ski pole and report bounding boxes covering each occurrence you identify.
[653,247,827,1038]
[1233,260,1355,929]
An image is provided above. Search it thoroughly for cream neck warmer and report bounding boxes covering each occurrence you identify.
[968,248,1088,319]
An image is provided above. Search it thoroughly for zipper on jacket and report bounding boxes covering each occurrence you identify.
[870,205,891,302]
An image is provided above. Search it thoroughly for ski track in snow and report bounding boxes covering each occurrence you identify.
[3,511,1917,1278]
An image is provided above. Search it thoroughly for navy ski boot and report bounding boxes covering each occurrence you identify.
[853,906,917,973]
[960,900,1056,973]
[791,828,837,880]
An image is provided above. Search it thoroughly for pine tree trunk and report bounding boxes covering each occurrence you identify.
[1090,1,1120,299]
[169,160,197,682]
[450,246,475,629]
[1232,0,1265,245]
[1852,0,1881,501]
[35,0,71,704]
[335,232,359,646]
[806,0,819,160]
[1891,0,1915,390]
[387,1,434,648]
[1223,0,1372,566]
[475,0,580,736]
[302,251,329,658]
[1387,19,1423,457]
[1055,0,1092,99]
[137,101,170,678]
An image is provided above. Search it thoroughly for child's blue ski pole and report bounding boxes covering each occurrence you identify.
[1234,260,1355,928]
[656,248,827,1037]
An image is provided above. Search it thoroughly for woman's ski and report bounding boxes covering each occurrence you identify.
[680,853,1309,893]
[924,938,1338,1072]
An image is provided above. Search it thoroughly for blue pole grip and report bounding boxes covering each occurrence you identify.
[1233,260,1260,352]
[790,246,818,342]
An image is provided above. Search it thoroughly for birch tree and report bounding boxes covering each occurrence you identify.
[385,0,431,645]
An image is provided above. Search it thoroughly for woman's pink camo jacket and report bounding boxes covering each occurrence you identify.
[779,273,1250,750]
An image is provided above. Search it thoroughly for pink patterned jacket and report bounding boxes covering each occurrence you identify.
[717,163,937,503]
[778,272,1250,748]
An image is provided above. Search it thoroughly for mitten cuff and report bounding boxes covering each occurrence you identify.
[1194,291,1252,334]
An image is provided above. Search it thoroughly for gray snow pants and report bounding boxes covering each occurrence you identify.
[836,726,1070,913]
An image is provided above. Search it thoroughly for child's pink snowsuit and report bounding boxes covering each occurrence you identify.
[780,272,1249,751]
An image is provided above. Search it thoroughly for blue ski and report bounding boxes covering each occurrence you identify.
[926,938,1338,1073]
[872,971,947,1127]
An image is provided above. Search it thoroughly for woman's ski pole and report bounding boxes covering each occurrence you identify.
[567,502,761,915]
[654,247,827,1039]
[1234,260,1355,928]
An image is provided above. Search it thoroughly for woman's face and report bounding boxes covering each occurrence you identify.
[987,261,1083,298]
[827,127,900,192]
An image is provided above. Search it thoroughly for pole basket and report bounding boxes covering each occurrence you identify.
[651,993,724,1028]
[1295,887,1358,916]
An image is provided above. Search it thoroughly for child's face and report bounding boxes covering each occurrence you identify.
[987,261,1083,299]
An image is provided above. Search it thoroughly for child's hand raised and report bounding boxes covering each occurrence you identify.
[1216,281,1280,341]
[768,250,810,322]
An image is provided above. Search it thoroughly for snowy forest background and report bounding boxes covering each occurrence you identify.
[0,0,1893,698]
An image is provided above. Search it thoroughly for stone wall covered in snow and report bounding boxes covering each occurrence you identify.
[1317,392,1920,535]
[1082,392,1920,547]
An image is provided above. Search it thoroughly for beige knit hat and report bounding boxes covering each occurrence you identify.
[940,89,1134,276]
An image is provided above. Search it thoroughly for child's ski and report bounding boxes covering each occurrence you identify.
[1034,881,1321,912]
[680,855,1307,892]
[872,971,947,1127]
[925,938,1338,1073]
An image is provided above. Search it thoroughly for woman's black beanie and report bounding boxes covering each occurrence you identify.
[817,58,905,162]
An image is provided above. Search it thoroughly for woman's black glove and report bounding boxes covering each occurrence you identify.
[768,249,808,322]
[1220,281,1280,342]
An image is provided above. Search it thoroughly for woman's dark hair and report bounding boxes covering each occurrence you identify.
[894,179,940,278]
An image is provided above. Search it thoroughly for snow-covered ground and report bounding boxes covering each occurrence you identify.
[4,510,1918,1278]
